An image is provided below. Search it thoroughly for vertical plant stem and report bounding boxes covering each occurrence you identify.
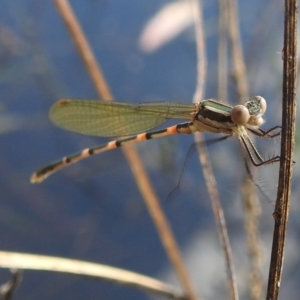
[53,1,198,299]
[218,0,228,102]
[227,0,248,99]
[192,1,239,299]
[266,0,297,299]
[227,0,264,298]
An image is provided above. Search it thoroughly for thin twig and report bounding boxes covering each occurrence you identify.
[227,0,248,99]
[218,0,228,102]
[266,0,297,299]
[242,182,264,300]
[0,269,22,300]
[192,1,238,299]
[53,1,197,299]
[227,0,264,298]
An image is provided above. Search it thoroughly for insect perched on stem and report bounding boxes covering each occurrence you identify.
[31,96,280,183]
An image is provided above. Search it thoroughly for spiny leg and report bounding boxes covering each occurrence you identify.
[239,135,280,167]
[239,134,279,202]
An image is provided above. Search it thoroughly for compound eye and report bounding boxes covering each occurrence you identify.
[256,96,267,114]
[231,105,250,125]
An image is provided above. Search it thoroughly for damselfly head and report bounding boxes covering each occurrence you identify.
[257,96,267,114]
[245,96,267,126]
[245,96,267,116]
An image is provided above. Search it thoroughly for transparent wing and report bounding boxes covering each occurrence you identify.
[50,99,196,137]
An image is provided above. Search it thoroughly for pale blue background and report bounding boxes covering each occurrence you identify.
[1,0,299,299]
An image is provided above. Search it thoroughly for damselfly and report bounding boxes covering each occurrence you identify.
[31,96,280,183]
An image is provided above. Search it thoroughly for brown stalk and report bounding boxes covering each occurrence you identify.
[227,0,264,299]
[227,0,248,99]
[53,0,197,299]
[0,269,22,300]
[266,0,297,299]
[218,0,228,103]
[192,1,238,299]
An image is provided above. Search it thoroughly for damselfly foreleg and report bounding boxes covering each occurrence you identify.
[248,125,281,138]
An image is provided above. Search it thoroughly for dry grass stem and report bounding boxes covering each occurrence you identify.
[218,0,228,102]
[0,252,187,300]
[227,0,264,298]
[53,0,197,298]
[0,269,22,300]
[192,0,238,299]
[227,0,248,99]
[266,0,297,298]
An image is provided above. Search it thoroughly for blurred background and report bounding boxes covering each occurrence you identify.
[0,0,299,299]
